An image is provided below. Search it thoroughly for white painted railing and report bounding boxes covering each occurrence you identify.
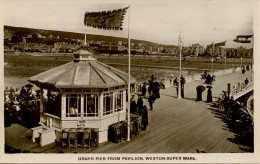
[230,82,253,99]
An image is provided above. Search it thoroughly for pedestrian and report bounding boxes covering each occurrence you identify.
[142,105,148,131]
[245,78,249,86]
[196,85,205,101]
[212,74,216,83]
[203,71,208,79]
[130,95,135,103]
[246,65,250,71]
[205,74,212,84]
[241,65,246,74]
[196,89,202,101]
[130,95,137,113]
[223,92,229,114]
[160,79,165,89]
[148,80,152,96]
[227,96,235,114]
[181,76,186,98]
[207,86,213,102]
[137,95,143,115]
[141,82,147,97]
[148,92,154,111]
[151,75,155,82]
[174,77,179,96]
[153,83,160,99]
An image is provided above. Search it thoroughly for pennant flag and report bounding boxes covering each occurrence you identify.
[233,35,253,43]
[215,41,226,47]
[84,7,129,30]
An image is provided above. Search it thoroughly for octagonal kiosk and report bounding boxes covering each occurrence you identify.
[29,47,136,146]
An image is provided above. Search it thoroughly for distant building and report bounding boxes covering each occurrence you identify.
[22,37,26,43]
[206,44,225,57]
[37,34,43,38]
[222,47,252,58]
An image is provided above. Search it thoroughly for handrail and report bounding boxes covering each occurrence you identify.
[230,81,253,98]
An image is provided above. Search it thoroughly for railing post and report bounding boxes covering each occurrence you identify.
[227,83,231,97]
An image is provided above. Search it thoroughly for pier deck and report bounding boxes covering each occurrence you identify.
[5,71,253,153]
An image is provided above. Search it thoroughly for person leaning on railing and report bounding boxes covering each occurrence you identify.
[245,78,249,86]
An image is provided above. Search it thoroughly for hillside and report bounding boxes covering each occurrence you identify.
[4,25,156,45]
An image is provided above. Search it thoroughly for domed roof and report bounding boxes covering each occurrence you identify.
[29,47,136,89]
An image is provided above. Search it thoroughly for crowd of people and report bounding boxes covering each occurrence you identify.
[241,65,251,74]
[195,85,213,102]
[4,85,40,127]
[131,75,163,130]
[216,91,253,137]
[173,76,186,98]
[203,72,216,85]
[4,85,61,128]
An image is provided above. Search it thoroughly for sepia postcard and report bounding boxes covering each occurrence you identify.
[0,0,259,163]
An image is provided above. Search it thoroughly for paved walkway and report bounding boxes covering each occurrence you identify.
[5,71,253,153]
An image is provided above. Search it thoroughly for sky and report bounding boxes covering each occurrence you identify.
[2,0,258,48]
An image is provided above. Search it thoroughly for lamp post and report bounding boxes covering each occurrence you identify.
[240,56,243,68]
[224,44,226,73]
[211,58,214,74]
[178,32,183,99]
[224,55,226,73]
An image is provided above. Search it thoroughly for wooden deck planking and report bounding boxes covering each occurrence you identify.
[5,71,253,153]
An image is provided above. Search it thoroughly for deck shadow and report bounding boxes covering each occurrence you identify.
[227,134,253,152]
[160,93,176,98]
[206,107,254,152]
[183,97,197,101]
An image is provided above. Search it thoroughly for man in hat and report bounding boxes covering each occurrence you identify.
[205,74,212,84]
[130,95,135,103]
[181,76,186,98]
[130,95,137,113]
[151,75,155,83]
[174,77,179,97]
[141,82,147,97]
[137,95,143,115]
[148,92,155,111]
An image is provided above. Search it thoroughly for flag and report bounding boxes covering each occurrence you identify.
[215,41,226,47]
[233,35,253,43]
[84,7,129,30]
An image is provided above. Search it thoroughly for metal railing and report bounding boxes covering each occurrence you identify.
[230,81,253,99]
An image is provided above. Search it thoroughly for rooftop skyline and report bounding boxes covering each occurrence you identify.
[2,0,257,48]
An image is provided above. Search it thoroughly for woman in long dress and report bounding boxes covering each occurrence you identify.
[196,88,202,101]
[142,105,148,131]
[141,83,147,97]
[207,88,213,102]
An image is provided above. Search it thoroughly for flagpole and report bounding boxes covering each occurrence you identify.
[127,6,131,142]
[212,42,214,57]
[84,33,87,46]
[178,32,183,99]
[212,42,214,74]
[241,56,243,68]
[224,44,226,74]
